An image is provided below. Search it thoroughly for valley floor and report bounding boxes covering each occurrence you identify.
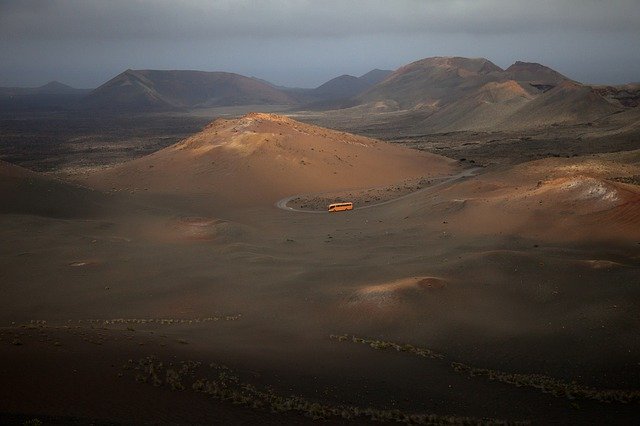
[1,108,640,424]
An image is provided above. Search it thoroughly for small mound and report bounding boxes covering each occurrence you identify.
[68,260,101,267]
[173,217,245,241]
[554,176,620,203]
[487,156,640,209]
[553,160,632,177]
[509,176,624,213]
[581,260,626,269]
[415,277,447,290]
[134,216,247,243]
[475,80,533,103]
[358,276,447,295]
[348,276,447,309]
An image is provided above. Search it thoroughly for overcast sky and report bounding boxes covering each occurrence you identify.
[1,0,639,88]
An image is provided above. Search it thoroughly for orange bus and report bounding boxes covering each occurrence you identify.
[328,202,353,212]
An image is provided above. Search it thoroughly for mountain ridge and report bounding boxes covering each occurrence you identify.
[82,69,298,112]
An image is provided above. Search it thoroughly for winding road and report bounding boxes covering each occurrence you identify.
[275,167,481,213]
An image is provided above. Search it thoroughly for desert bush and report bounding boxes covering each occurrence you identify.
[126,355,520,425]
[331,333,640,404]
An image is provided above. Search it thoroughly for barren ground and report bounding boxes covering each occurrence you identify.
[1,107,639,425]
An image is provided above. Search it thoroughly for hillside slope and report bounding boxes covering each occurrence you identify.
[357,57,506,109]
[82,113,457,207]
[349,56,626,131]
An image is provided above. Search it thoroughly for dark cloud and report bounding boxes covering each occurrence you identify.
[2,0,639,40]
[1,0,639,87]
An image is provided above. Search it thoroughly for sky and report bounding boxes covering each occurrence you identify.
[1,0,639,88]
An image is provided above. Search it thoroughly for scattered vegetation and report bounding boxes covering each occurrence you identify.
[10,315,241,329]
[331,334,640,405]
[610,175,640,186]
[451,362,640,404]
[2,316,241,348]
[125,356,522,425]
[329,334,443,359]
[77,315,242,325]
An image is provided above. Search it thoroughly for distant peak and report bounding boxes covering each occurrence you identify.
[397,56,503,75]
[507,61,548,70]
[358,69,394,85]
[40,81,70,88]
[329,74,358,81]
[506,61,570,82]
[33,80,83,94]
[419,56,491,63]
[360,68,392,75]
[123,69,140,76]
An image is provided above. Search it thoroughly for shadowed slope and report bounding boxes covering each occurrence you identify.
[498,81,621,129]
[0,160,107,218]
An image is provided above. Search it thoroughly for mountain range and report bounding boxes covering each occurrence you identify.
[0,81,90,97]
[81,69,298,112]
[2,56,638,132]
[351,57,631,131]
[277,69,393,109]
[0,81,91,112]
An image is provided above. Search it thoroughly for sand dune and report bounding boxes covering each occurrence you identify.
[81,113,457,207]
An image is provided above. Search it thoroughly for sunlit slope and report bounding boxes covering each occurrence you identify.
[83,113,457,206]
